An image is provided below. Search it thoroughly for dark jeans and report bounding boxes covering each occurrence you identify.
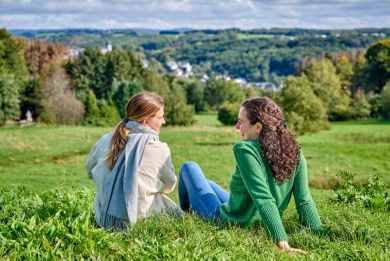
[178,161,229,219]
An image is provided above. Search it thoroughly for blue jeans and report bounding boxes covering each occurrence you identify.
[178,161,229,219]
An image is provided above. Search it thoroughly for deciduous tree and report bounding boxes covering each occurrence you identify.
[40,65,84,125]
[304,59,351,120]
[381,80,390,120]
[278,76,329,135]
[365,39,390,93]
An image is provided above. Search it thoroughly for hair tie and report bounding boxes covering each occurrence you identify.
[122,118,129,125]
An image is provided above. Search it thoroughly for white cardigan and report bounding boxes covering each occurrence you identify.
[86,132,181,224]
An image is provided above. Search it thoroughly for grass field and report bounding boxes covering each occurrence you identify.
[1,116,389,193]
[237,33,276,39]
[1,115,389,259]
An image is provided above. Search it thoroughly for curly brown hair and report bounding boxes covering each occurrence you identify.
[242,97,300,183]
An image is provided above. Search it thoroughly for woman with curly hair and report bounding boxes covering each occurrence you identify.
[178,96,322,253]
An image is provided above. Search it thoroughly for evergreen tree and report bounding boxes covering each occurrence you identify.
[82,90,120,126]
[19,78,44,120]
[112,79,143,117]
[98,99,120,126]
[65,47,105,102]
[82,90,100,125]
[0,72,20,125]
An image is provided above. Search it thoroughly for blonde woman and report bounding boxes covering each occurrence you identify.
[86,92,181,230]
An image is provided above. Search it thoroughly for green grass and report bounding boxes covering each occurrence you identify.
[1,186,388,260]
[237,33,275,39]
[0,125,110,191]
[194,112,223,126]
[1,117,389,192]
[298,120,390,188]
[1,116,390,259]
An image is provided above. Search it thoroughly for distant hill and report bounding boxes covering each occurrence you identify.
[10,28,389,82]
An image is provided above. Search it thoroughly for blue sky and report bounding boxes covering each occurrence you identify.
[1,0,390,30]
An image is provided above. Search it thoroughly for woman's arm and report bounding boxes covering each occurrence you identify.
[158,144,177,193]
[85,141,100,179]
[293,152,323,234]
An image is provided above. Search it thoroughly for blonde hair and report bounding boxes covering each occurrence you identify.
[106,92,164,170]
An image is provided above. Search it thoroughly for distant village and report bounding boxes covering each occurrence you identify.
[165,60,280,90]
[67,42,281,91]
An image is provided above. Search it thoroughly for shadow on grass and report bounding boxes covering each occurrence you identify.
[334,133,390,143]
[332,119,390,125]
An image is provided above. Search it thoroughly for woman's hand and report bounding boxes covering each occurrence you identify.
[277,241,307,254]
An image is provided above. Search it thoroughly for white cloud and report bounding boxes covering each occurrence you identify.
[0,0,389,29]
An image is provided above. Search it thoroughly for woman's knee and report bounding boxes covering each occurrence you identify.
[179,161,203,180]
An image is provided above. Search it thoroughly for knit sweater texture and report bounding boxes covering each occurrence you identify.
[219,140,322,242]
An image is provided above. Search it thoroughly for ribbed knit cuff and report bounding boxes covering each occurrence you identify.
[259,203,288,242]
[298,204,323,235]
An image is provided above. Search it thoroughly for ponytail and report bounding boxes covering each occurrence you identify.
[107,121,129,170]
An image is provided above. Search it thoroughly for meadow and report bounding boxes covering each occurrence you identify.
[0,115,389,260]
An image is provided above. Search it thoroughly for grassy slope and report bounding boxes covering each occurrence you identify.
[0,116,389,259]
[0,186,388,260]
[298,120,390,188]
[1,116,389,192]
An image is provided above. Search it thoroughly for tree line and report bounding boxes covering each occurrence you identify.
[1,28,389,135]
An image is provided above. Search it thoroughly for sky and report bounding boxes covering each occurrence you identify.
[1,0,390,30]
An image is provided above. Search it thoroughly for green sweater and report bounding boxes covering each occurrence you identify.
[219,140,322,242]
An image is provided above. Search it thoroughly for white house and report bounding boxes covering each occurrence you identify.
[101,42,112,54]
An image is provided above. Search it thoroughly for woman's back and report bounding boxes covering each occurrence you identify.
[137,139,178,218]
[86,132,180,226]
